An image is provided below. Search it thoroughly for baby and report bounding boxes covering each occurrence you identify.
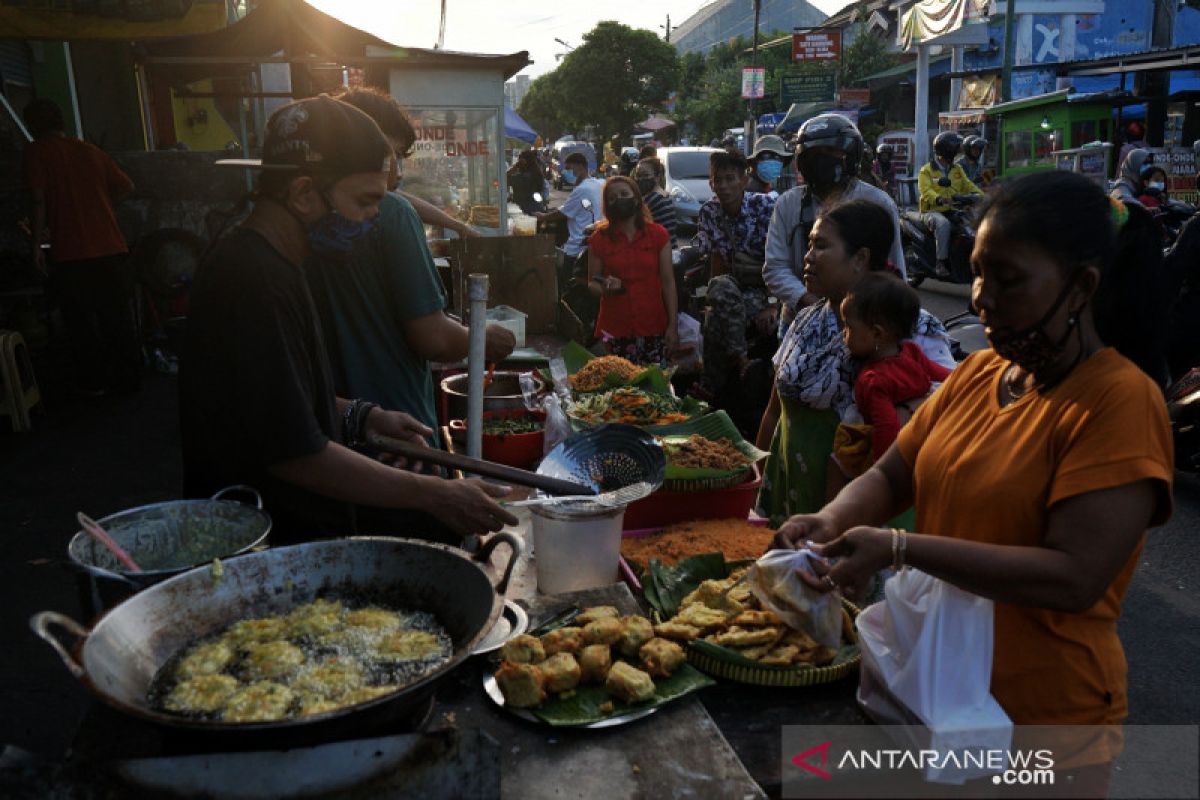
[840,272,951,463]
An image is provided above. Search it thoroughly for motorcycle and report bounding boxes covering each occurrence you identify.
[549,196,600,347]
[1153,198,1198,248]
[1168,367,1200,472]
[900,195,980,288]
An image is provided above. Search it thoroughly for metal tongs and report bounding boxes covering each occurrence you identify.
[503,480,654,509]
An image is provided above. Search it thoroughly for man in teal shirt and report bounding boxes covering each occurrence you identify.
[306,88,515,444]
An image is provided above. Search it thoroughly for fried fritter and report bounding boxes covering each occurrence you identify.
[731,609,783,627]
[175,639,234,679]
[581,617,623,647]
[498,633,546,664]
[734,642,775,661]
[714,626,780,648]
[675,603,731,630]
[240,640,305,681]
[376,630,444,661]
[618,615,654,657]
[575,606,620,626]
[653,621,702,641]
[292,658,363,699]
[605,661,655,704]
[344,607,403,631]
[639,637,685,678]
[164,673,240,714]
[540,652,582,693]
[760,645,800,667]
[812,645,838,666]
[286,600,344,639]
[540,626,584,656]
[221,617,287,648]
[578,644,613,684]
[343,685,399,705]
[222,681,294,722]
[495,661,546,708]
[295,691,341,717]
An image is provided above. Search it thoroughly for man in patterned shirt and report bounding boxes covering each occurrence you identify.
[694,150,777,401]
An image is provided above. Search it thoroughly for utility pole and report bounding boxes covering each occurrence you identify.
[746,0,762,155]
[665,14,671,43]
[1000,0,1016,101]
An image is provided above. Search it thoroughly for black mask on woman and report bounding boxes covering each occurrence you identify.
[988,276,1083,377]
[608,197,640,220]
[636,178,658,197]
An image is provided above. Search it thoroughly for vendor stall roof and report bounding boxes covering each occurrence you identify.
[636,116,676,132]
[985,87,1134,115]
[859,54,952,87]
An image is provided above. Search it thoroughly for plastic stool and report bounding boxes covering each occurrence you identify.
[0,330,41,432]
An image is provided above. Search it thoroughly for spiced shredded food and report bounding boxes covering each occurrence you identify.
[621,518,775,566]
[570,356,642,392]
[660,435,751,471]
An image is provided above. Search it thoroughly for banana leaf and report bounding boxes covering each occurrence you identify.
[689,637,861,671]
[655,411,771,480]
[643,553,732,618]
[532,661,715,726]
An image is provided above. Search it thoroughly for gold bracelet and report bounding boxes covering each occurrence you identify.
[892,527,907,571]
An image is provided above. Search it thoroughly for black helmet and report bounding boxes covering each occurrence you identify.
[795,114,864,176]
[933,131,963,161]
[876,143,894,157]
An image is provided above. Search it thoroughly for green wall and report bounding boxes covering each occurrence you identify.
[27,41,80,137]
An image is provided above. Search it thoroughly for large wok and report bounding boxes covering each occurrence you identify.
[32,535,520,748]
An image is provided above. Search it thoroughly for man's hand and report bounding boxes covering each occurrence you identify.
[935,195,950,207]
[664,325,680,356]
[753,305,779,337]
[363,409,434,471]
[601,275,623,295]
[772,512,842,550]
[484,323,517,361]
[433,479,519,537]
[456,224,482,239]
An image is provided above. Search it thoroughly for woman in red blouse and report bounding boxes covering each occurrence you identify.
[587,176,678,364]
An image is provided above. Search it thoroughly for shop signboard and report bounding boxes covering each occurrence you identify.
[742,67,766,99]
[878,129,915,177]
[836,88,871,107]
[1148,146,1199,204]
[792,30,841,62]
[780,73,836,105]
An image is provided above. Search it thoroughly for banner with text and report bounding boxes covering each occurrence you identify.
[742,67,766,99]
[793,30,842,62]
[781,73,837,105]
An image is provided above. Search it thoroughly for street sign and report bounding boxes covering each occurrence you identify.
[792,30,842,62]
[836,87,871,106]
[780,72,836,105]
[742,67,766,99]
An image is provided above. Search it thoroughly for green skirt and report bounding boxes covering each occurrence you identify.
[756,396,914,531]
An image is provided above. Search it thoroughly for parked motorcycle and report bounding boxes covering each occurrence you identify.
[552,197,600,347]
[1154,198,1198,248]
[900,195,980,288]
[1168,367,1200,472]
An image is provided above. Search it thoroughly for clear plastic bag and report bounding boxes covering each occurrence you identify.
[747,548,843,648]
[672,312,702,373]
[542,357,573,455]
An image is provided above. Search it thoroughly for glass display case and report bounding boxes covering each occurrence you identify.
[403,106,502,232]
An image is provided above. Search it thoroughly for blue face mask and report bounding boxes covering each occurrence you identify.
[307,194,378,256]
[755,159,783,184]
[562,169,578,186]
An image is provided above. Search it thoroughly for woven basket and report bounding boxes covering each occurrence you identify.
[661,466,755,494]
[684,599,862,687]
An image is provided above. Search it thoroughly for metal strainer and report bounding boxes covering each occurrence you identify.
[527,424,665,510]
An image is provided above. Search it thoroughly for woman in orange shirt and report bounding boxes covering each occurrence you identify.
[775,172,1173,780]
[587,176,677,365]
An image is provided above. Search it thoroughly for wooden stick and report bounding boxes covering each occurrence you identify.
[77,512,143,573]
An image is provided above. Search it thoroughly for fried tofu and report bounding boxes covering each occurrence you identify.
[653,621,702,641]
[540,626,584,656]
[495,662,546,708]
[581,617,623,647]
[639,637,686,678]
[578,644,613,684]
[498,634,546,665]
[540,652,582,693]
[714,626,780,648]
[605,661,656,704]
[575,606,620,626]
[618,615,654,657]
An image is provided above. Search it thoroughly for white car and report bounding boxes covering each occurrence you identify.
[659,146,722,234]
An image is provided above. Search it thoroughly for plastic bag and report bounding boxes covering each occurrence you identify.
[856,569,1013,784]
[747,548,842,648]
[672,312,702,374]
[542,357,573,455]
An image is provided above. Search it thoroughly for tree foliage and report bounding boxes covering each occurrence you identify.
[518,21,678,142]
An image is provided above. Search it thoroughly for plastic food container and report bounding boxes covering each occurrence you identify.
[486,305,527,348]
[622,463,762,530]
[530,503,626,595]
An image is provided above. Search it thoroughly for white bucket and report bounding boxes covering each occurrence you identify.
[529,503,625,595]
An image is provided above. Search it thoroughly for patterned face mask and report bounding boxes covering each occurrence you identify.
[987,277,1081,375]
[307,193,378,256]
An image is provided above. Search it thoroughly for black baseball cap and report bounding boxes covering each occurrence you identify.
[217,94,392,179]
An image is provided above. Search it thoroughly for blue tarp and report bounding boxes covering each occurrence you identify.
[504,106,538,144]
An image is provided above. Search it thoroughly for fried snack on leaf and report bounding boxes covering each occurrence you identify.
[734,642,776,661]
[575,606,620,626]
[578,644,613,684]
[639,637,686,678]
[842,608,858,644]
[605,661,656,704]
[581,617,623,647]
[499,634,546,664]
[715,626,780,648]
[675,603,731,630]
[540,652,582,693]
[653,622,703,641]
[812,645,838,666]
[540,626,584,656]
[618,615,655,657]
[760,645,800,667]
[495,662,546,708]
[731,609,783,627]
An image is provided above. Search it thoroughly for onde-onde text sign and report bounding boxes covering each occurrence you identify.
[781,72,837,105]
[792,30,842,62]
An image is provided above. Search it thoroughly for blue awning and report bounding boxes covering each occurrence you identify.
[504,106,538,144]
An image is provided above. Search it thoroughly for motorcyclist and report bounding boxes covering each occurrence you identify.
[1138,164,1169,209]
[871,143,896,196]
[955,135,989,187]
[506,150,548,215]
[1111,148,1154,205]
[918,131,982,279]
[746,134,792,196]
[537,152,604,278]
[763,113,907,325]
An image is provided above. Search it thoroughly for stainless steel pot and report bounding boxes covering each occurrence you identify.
[33,534,520,748]
[440,371,543,421]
